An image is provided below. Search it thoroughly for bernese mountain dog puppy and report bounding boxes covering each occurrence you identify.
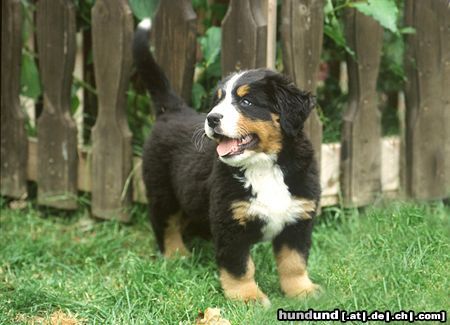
[134,19,321,305]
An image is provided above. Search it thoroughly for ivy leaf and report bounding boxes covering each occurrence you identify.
[200,26,221,66]
[323,23,355,57]
[350,0,398,33]
[129,0,159,20]
[20,52,41,100]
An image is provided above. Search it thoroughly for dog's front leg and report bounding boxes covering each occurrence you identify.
[214,237,270,306]
[273,219,320,298]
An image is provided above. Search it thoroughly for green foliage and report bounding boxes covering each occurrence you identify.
[128,0,160,20]
[193,0,228,29]
[317,77,347,143]
[320,0,411,141]
[350,0,398,33]
[190,0,227,112]
[73,0,94,32]
[20,51,41,100]
[192,26,222,111]
[323,0,354,57]
[126,85,153,156]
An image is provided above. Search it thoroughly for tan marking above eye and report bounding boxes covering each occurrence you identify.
[217,88,223,99]
[236,84,250,97]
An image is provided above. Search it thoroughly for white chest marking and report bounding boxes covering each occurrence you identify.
[242,157,310,240]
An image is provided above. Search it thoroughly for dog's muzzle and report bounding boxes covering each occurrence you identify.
[207,113,223,129]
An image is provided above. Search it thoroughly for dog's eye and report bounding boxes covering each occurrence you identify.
[241,99,252,106]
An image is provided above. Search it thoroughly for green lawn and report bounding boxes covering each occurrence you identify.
[1,200,449,324]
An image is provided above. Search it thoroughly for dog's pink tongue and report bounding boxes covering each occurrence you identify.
[217,138,239,157]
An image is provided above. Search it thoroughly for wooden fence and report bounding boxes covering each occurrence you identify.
[1,0,449,221]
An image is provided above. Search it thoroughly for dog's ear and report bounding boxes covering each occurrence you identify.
[268,73,316,136]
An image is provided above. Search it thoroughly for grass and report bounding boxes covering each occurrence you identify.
[1,200,449,324]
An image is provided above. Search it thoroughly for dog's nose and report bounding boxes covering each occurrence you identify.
[207,113,223,128]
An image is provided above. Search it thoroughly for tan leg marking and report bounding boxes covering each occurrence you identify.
[231,201,252,225]
[275,245,320,297]
[163,212,190,258]
[294,198,316,220]
[220,257,270,306]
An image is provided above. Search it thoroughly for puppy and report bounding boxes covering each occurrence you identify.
[134,19,321,305]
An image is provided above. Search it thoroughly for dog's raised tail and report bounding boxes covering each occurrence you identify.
[133,18,183,115]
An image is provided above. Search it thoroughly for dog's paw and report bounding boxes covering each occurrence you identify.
[281,274,321,298]
[163,246,191,259]
[222,280,271,307]
[227,287,271,308]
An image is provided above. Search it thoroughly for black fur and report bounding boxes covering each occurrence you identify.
[135,22,320,294]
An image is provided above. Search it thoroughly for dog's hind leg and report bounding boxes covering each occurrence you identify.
[162,211,190,258]
[149,194,190,258]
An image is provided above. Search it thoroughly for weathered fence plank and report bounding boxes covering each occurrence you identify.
[152,0,197,103]
[265,0,277,69]
[221,0,268,74]
[1,0,28,199]
[36,0,78,209]
[91,0,133,221]
[404,0,450,199]
[281,0,324,169]
[340,9,383,206]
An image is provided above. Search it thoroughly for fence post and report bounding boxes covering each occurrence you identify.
[339,9,383,207]
[1,0,28,199]
[403,0,450,200]
[152,0,197,104]
[221,0,268,75]
[91,0,133,221]
[281,0,324,170]
[35,0,78,209]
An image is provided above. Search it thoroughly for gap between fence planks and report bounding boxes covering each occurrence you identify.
[26,137,401,208]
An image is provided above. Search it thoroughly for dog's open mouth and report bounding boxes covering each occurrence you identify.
[216,134,259,157]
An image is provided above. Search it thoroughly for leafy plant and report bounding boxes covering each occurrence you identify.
[192,26,222,111]
[349,0,399,33]
[128,0,160,20]
[20,1,40,101]
[191,1,227,112]
[320,0,412,141]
